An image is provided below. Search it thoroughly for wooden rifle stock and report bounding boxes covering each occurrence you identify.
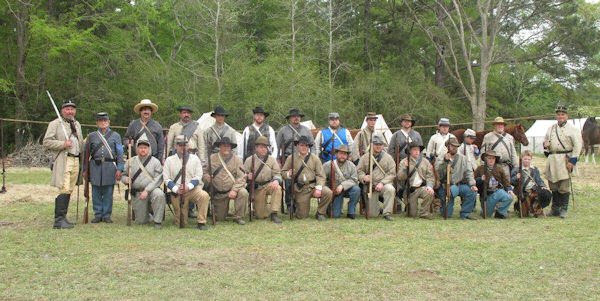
[517,157,524,218]
[289,140,295,220]
[207,145,216,225]
[482,167,489,219]
[83,140,90,224]
[444,162,450,220]
[127,140,132,226]
[394,146,399,214]
[329,157,336,218]
[249,155,255,221]
[179,146,187,228]
[366,135,373,220]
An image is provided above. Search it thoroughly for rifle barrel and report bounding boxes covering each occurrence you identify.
[179,147,186,228]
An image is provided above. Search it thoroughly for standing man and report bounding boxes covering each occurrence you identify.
[314,112,354,162]
[510,150,552,218]
[202,106,239,163]
[244,136,283,223]
[239,106,278,161]
[122,136,166,228]
[457,129,480,172]
[388,114,423,161]
[43,100,84,229]
[543,105,582,218]
[166,105,204,219]
[276,108,315,211]
[397,142,435,219]
[204,137,248,225]
[475,150,516,219]
[357,135,396,221]
[481,117,518,178]
[435,137,479,220]
[323,145,360,219]
[124,99,164,162]
[281,136,333,220]
[164,135,211,229]
[351,112,382,164]
[425,118,455,162]
[166,105,204,157]
[82,113,124,223]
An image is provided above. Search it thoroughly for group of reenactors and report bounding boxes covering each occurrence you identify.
[43,98,583,229]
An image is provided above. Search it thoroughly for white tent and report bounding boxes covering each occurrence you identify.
[522,118,588,154]
[359,114,393,144]
[197,112,243,146]
[300,120,316,130]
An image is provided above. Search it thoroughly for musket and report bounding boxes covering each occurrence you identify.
[366,134,373,220]
[1,119,6,194]
[207,143,216,225]
[569,173,575,209]
[394,145,400,214]
[329,157,336,218]
[76,184,79,222]
[405,146,411,215]
[249,154,255,221]
[482,167,489,219]
[444,161,450,220]
[161,132,174,216]
[289,139,295,220]
[517,156,524,218]
[83,140,90,224]
[279,141,286,214]
[126,140,133,226]
[179,145,187,228]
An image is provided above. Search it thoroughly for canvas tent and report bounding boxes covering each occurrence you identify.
[522,118,588,154]
[300,120,316,130]
[359,114,393,144]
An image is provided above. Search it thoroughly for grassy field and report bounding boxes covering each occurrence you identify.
[1,162,599,300]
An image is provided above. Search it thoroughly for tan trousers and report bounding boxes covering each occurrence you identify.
[59,156,79,194]
[170,188,210,226]
[367,184,395,218]
[213,188,249,221]
[407,187,433,218]
[549,179,570,194]
[293,186,333,219]
[252,184,282,218]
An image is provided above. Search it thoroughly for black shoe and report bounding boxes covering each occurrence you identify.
[315,212,327,221]
[346,214,355,220]
[63,218,75,226]
[53,217,74,229]
[420,215,434,220]
[464,215,478,220]
[197,223,208,230]
[383,214,394,221]
[154,222,162,229]
[91,217,103,223]
[494,212,507,219]
[235,218,246,225]
[270,213,283,224]
[103,217,113,223]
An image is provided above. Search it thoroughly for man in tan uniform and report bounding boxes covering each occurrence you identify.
[544,105,582,218]
[397,142,435,219]
[204,137,248,225]
[481,117,519,178]
[281,136,333,220]
[43,100,84,229]
[351,112,379,164]
[244,136,283,223]
[163,135,211,230]
[357,134,396,221]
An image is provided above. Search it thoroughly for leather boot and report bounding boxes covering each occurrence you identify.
[270,212,283,224]
[63,194,75,225]
[559,193,569,219]
[53,194,73,229]
[550,191,560,216]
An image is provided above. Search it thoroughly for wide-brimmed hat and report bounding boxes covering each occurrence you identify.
[96,112,109,121]
[491,117,507,125]
[62,100,77,109]
[334,144,350,154]
[174,135,188,145]
[133,99,158,114]
[482,150,500,160]
[445,137,460,147]
[285,109,305,119]
[294,135,313,147]
[405,141,424,154]
[252,106,270,118]
[400,114,416,126]
[555,105,568,114]
[211,106,229,117]
[438,118,450,126]
[213,136,237,149]
[464,129,476,138]
[254,136,270,147]
[365,112,378,120]
[177,105,194,113]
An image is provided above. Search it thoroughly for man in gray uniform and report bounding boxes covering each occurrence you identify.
[202,106,239,163]
[82,112,124,223]
[124,99,164,162]
[122,136,166,228]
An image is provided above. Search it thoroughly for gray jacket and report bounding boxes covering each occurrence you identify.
[388,129,423,161]
[323,159,359,191]
[276,124,316,160]
[435,153,476,187]
[122,155,163,193]
[83,128,124,186]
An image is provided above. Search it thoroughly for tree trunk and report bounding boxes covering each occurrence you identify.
[363,0,371,71]
[13,1,31,149]
[328,0,334,110]
[213,0,222,100]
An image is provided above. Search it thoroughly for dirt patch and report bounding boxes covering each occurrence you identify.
[407,269,440,278]
[0,184,60,206]
[532,157,599,187]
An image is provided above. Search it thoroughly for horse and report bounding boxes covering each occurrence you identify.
[582,117,600,164]
[451,124,529,149]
